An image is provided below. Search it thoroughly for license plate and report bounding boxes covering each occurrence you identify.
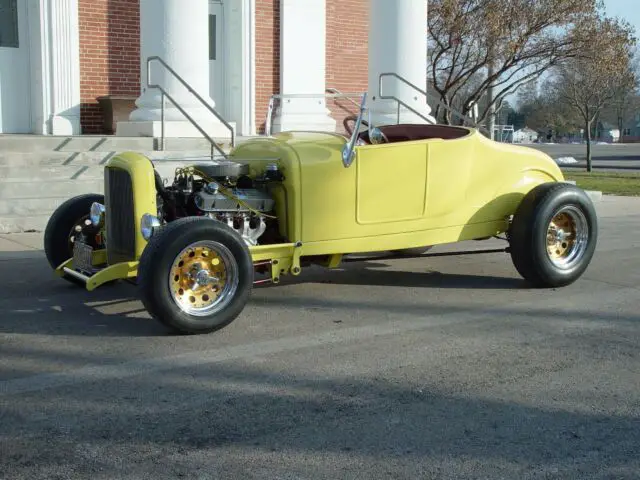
[73,240,94,273]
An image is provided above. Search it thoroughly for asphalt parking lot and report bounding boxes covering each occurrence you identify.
[1,196,639,479]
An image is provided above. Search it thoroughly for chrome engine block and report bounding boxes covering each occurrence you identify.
[208,212,267,246]
[160,159,281,248]
[194,182,275,214]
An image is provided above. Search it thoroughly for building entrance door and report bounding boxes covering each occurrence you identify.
[0,0,31,133]
[208,0,226,118]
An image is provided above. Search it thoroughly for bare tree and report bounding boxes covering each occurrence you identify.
[427,0,606,127]
[551,17,637,171]
[606,48,640,137]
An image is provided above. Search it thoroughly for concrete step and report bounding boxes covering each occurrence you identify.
[0,197,75,216]
[0,215,49,234]
[0,180,104,199]
[0,166,104,182]
[0,151,117,167]
[0,214,52,234]
[0,150,224,167]
[0,134,252,153]
[0,133,260,233]
[0,159,219,182]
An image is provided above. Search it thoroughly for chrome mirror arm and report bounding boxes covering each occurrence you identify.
[342,92,368,168]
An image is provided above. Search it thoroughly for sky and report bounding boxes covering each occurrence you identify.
[603,0,640,36]
[504,1,639,108]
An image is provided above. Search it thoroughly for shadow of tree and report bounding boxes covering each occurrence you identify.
[1,360,639,478]
[278,262,526,290]
[1,238,639,477]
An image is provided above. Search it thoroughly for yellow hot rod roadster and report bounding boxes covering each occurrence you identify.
[44,94,598,334]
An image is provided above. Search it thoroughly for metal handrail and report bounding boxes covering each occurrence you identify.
[264,91,364,136]
[146,56,235,158]
[378,72,489,134]
[326,88,362,109]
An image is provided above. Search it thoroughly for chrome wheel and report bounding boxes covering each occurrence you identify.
[546,205,589,269]
[509,183,597,288]
[169,240,239,316]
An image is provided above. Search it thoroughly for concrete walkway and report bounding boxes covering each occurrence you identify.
[0,232,43,251]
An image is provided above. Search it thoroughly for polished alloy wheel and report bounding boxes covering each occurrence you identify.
[169,240,239,316]
[546,205,589,269]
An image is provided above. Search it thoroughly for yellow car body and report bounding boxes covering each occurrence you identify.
[55,124,564,291]
[228,127,564,252]
[46,88,597,334]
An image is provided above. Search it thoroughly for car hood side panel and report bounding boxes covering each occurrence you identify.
[229,131,349,243]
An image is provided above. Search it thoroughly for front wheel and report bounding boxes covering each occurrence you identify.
[44,193,105,283]
[509,182,598,288]
[137,217,254,335]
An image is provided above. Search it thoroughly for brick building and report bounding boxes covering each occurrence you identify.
[0,0,430,137]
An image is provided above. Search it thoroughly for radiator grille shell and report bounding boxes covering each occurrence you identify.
[104,167,136,264]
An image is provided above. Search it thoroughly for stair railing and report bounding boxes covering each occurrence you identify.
[146,55,235,159]
[264,91,364,136]
[377,72,490,135]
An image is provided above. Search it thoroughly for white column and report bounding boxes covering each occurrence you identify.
[117,0,234,138]
[270,0,336,134]
[227,0,256,136]
[367,0,435,126]
[28,0,82,135]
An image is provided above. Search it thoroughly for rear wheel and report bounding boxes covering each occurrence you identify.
[137,217,254,334]
[509,182,598,287]
[44,194,105,282]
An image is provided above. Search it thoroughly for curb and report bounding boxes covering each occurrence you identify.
[586,190,603,202]
[563,180,602,202]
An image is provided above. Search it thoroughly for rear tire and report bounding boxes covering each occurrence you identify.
[137,217,254,335]
[44,193,105,283]
[509,182,598,288]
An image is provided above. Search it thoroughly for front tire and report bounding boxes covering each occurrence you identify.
[137,217,254,335]
[509,182,598,288]
[44,193,105,281]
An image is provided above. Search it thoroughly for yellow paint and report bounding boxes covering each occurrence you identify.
[54,254,138,291]
[55,127,565,290]
[326,254,343,269]
[248,243,296,262]
[85,261,138,291]
[356,142,429,223]
[230,128,563,255]
[104,152,157,259]
[55,258,73,277]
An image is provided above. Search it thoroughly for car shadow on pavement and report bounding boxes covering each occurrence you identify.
[0,262,167,338]
[0,249,527,338]
[0,251,173,337]
[0,287,169,337]
[278,262,527,290]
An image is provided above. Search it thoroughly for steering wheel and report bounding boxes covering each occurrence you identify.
[343,114,369,136]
